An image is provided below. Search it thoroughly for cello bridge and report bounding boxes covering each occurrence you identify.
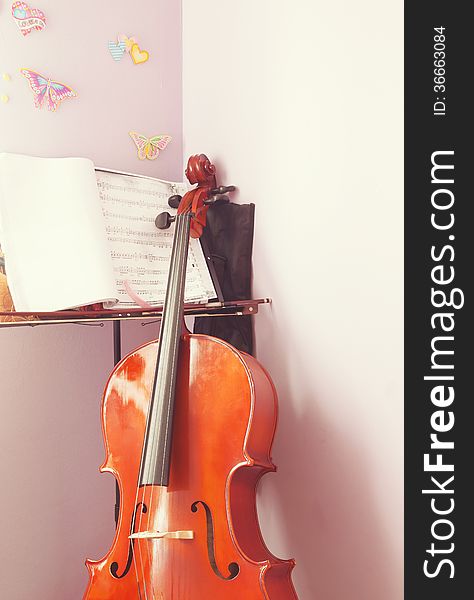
[129,530,194,540]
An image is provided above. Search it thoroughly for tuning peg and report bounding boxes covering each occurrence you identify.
[168,195,182,209]
[204,185,236,205]
[209,186,236,195]
[155,211,176,230]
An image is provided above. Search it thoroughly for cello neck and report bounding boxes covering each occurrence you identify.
[138,212,192,487]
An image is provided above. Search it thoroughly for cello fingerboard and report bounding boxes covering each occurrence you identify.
[138,213,191,487]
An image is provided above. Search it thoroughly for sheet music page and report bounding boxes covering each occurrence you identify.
[96,170,216,308]
[0,153,118,312]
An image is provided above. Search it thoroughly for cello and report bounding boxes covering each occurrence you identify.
[84,155,298,599]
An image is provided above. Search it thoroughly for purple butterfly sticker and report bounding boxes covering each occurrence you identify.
[20,69,77,112]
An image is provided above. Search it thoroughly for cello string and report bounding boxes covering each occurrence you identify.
[144,212,182,529]
[133,462,152,598]
[148,211,189,526]
[138,213,186,599]
[142,213,190,599]
[131,314,172,600]
[132,471,150,599]
[144,214,186,596]
[158,212,189,494]
[131,318,172,600]
[130,497,146,600]
[131,548,144,600]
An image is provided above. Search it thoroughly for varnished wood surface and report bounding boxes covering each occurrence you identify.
[84,333,297,599]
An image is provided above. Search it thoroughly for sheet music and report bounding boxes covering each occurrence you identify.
[96,171,216,307]
[0,153,217,312]
[0,154,118,312]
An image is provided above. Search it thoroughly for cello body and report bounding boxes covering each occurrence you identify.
[84,332,298,599]
[84,154,298,599]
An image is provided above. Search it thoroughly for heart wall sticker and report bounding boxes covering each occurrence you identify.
[108,35,150,64]
[119,34,137,52]
[108,40,126,61]
[12,2,47,36]
[130,43,149,65]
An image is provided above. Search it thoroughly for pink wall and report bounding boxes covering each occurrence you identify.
[0,2,181,597]
[0,1,182,179]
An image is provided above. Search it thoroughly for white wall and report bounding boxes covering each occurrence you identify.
[183,2,403,599]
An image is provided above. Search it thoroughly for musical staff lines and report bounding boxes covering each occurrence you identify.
[96,171,216,307]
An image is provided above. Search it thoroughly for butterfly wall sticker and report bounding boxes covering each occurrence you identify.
[20,69,77,112]
[129,132,172,160]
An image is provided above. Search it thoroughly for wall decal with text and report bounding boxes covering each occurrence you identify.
[12,2,46,36]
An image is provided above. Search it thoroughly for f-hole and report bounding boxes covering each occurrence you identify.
[191,500,240,580]
[110,501,148,579]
